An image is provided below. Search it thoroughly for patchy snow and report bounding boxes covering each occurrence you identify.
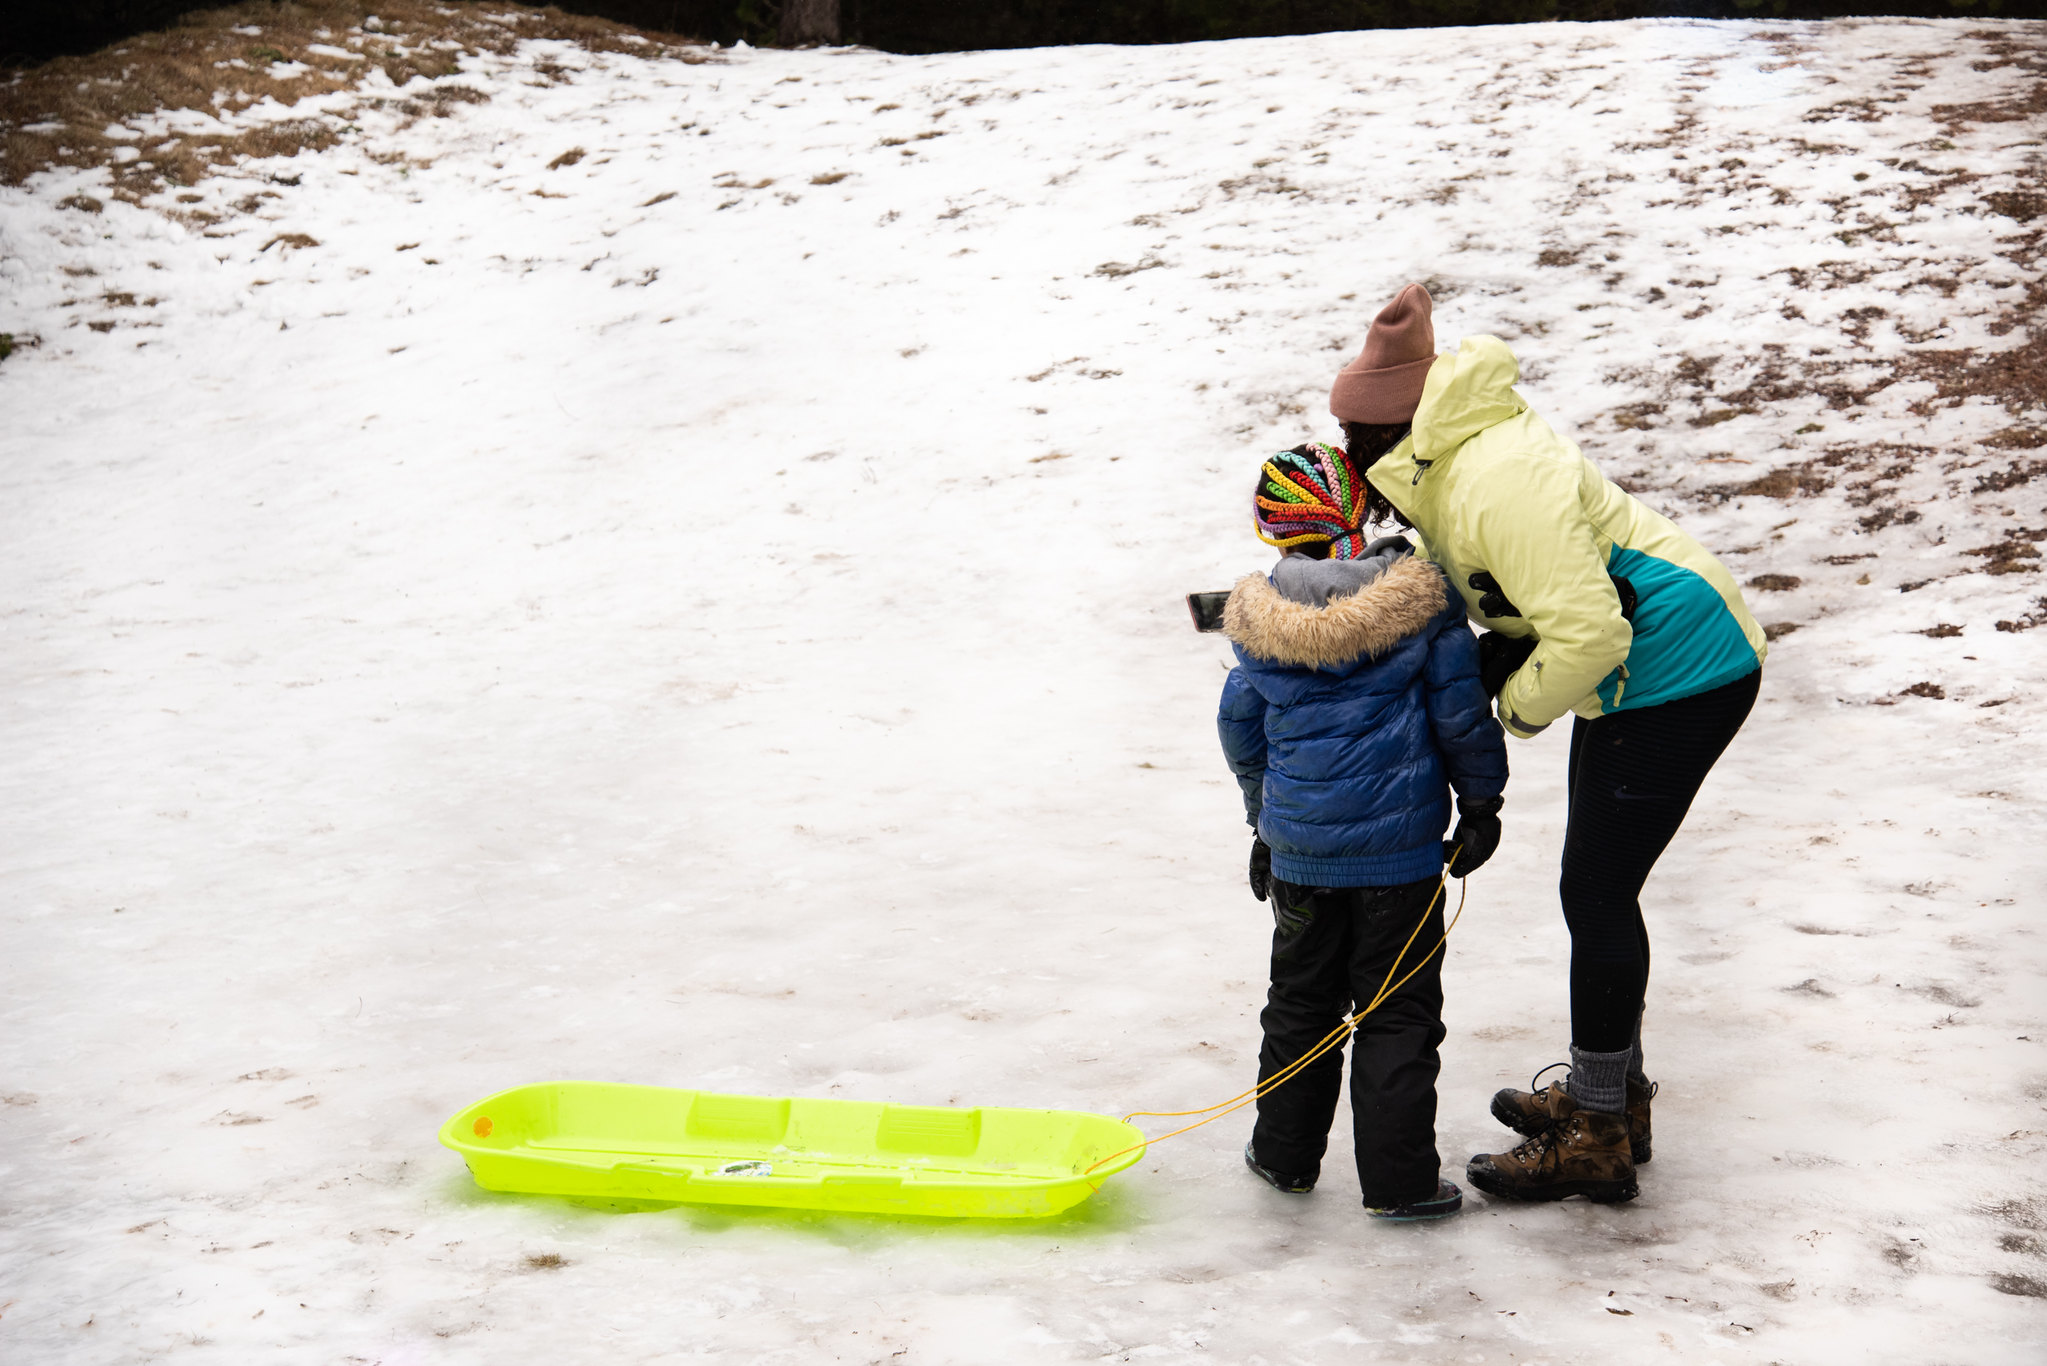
[3,15,2044,1364]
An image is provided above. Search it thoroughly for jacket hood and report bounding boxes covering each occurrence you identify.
[1411,335,1528,463]
[1223,554,1447,670]
[1268,536,1415,608]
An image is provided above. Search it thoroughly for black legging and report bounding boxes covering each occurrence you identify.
[1561,669,1761,1053]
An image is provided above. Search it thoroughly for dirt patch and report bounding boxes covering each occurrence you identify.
[1857,504,1923,534]
[1977,457,2047,493]
[1984,190,2047,223]
[1964,527,2046,575]
[1987,1197,2046,1230]
[1611,32,2044,505]
[1616,348,1898,433]
[0,2,712,201]
[1715,461,1834,501]
[1899,324,2047,417]
[1994,597,2047,632]
[1610,400,1665,431]
[1931,30,2047,135]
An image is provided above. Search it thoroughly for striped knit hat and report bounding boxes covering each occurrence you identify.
[1252,442,1371,559]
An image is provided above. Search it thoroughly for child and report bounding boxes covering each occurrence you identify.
[1217,442,1507,1221]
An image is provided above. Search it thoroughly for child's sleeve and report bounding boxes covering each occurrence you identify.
[1217,666,1269,828]
[1422,595,1509,803]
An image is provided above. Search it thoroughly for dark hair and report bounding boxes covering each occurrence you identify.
[1340,420,1414,529]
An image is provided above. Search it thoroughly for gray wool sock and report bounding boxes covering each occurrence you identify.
[1569,1043,1632,1115]
[1627,1014,1649,1091]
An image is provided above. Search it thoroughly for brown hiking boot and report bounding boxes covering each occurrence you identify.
[1491,1066,1655,1164]
[1466,1091,1638,1203]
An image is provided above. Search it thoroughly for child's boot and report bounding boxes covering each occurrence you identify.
[1466,1092,1638,1203]
[1365,1179,1462,1222]
[1243,1141,1315,1194]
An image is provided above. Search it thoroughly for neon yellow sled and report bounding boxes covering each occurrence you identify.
[439,1082,1147,1219]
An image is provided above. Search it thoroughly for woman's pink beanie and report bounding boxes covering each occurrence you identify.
[1329,283,1438,424]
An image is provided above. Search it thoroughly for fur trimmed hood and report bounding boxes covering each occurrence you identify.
[1222,555,1449,670]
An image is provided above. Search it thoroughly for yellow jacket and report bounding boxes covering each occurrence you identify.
[1366,336,1766,738]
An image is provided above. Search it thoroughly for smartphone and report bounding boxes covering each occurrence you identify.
[1187,591,1231,633]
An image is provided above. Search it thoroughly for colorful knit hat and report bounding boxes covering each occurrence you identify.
[1253,443,1371,559]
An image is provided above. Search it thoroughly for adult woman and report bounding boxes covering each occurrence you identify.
[1328,284,1767,1203]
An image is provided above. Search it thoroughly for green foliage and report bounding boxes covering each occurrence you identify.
[731,0,781,45]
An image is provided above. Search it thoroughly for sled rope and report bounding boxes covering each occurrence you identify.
[1083,861,1470,1178]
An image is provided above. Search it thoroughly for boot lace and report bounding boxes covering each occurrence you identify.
[1509,1111,1570,1172]
[1526,1060,1571,1103]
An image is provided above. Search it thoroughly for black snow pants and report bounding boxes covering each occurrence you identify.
[1250,876,1446,1207]
[1561,667,1762,1054]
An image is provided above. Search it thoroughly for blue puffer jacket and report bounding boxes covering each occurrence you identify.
[1218,549,1508,887]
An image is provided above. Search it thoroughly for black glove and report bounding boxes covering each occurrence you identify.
[1444,796,1503,878]
[1477,631,1537,699]
[1248,837,1272,902]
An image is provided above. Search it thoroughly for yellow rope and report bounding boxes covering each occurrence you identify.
[1083,867,1469,1178]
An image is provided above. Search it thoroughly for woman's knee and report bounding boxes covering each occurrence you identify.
[1557,892,1647,954]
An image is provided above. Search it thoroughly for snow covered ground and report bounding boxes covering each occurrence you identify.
[3,13,2045,1363]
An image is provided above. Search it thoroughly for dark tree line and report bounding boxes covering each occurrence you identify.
[817,0,2036,51]
[8,0,2037,66]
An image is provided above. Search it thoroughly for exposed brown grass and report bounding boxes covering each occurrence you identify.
[1720,462,1835,500]
[1882,31,2046,441]
[1616,29,2045,529]
[1630,41,2045,593]
[1931,28,2047,134]
[1963,526,2046,575]
[1994,596,2047,633]
[0,2,709,202]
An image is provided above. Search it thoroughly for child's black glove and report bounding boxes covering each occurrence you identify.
[1249,837,1272,902]
[1444,796,1503,878]
[1477,631,1537,699]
